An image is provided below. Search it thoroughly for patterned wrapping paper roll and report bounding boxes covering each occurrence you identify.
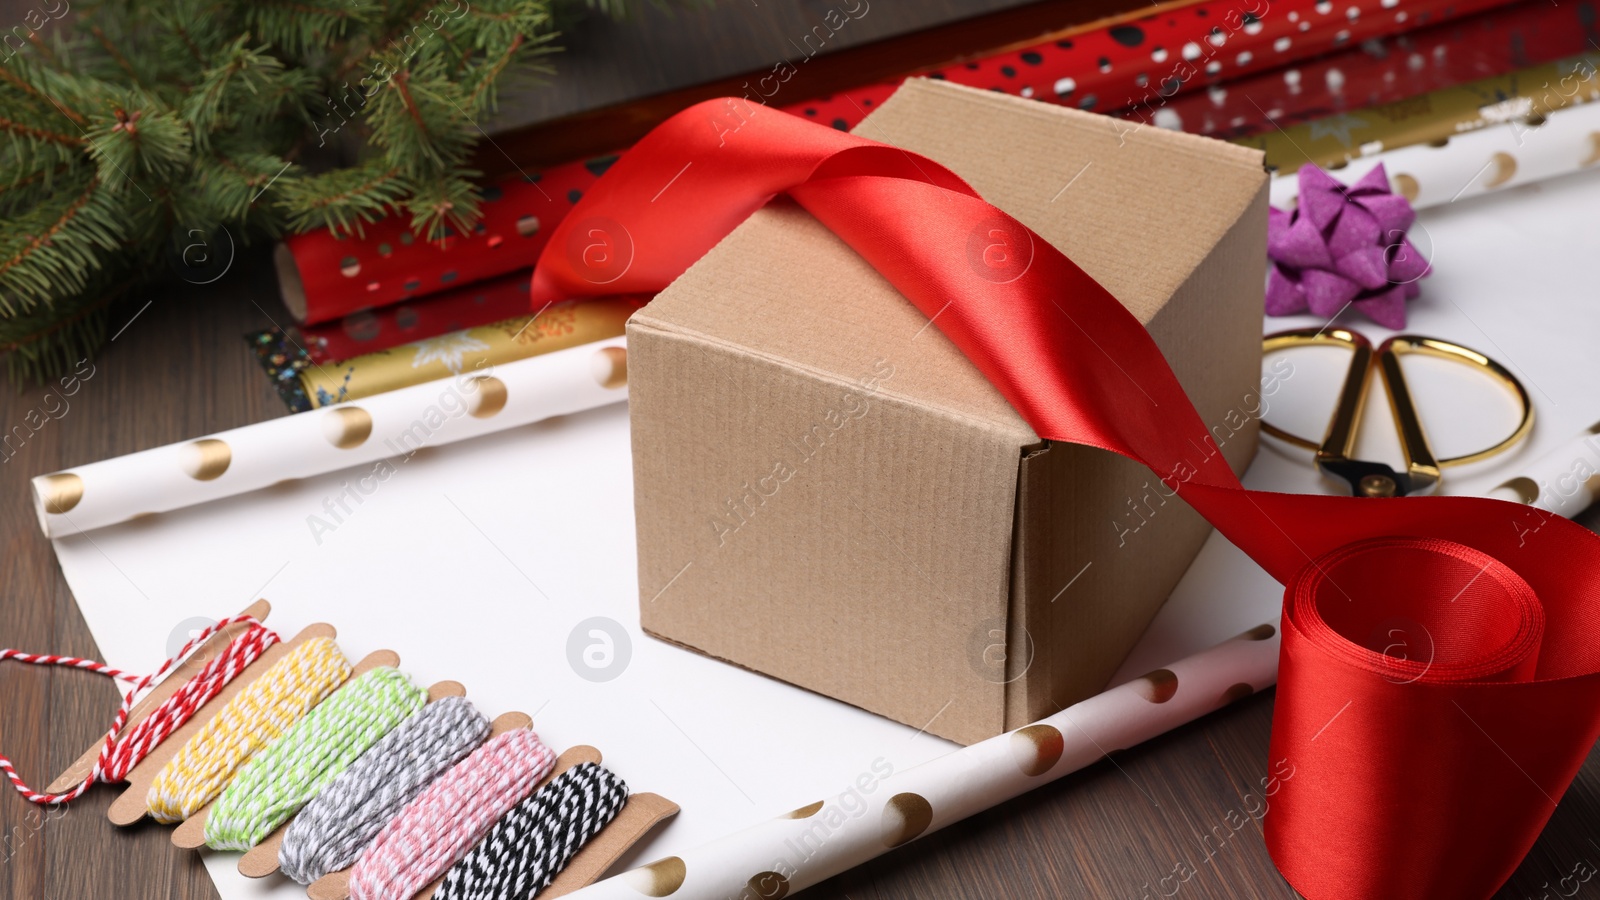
[1147,0,1594,139]
[1267,95,1600,210]
[296,297,643,409]
[1235,49,1600,172]
[272,0,1510,332]
[564,624,1285,900]
[300,269,538,366]
[791,0,1518,133]
[275,159,614,325]
[564,394,1590,900]
[31,337,629,539]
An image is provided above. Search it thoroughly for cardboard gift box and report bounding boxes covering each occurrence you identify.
[626,79,1267,744]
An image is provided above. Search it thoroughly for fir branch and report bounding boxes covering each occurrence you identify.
[88,25,147,91]
[191,151,294,226]
[0,64,86,126]
[401,167,479,240]
[183,38,299,151]
[0,281,118,356]
[363,60,472,175]
[1,161,71,193]
[392,70,427,130]
[0,179,97,280]
[244,0,373,59]
[332,2,441,83]
[25,30,57,66]
[174,26,206,65]
[273,160,405,236]
[0,175,126,310]
[0,0,652,381]
[465,33,524,109]
[0,115,81,147]
[86,101,191,186]
[0,161,76,218]
[0,271,125,384]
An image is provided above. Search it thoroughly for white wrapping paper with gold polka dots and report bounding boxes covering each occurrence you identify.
[31,337,629,539]
[566,623,1282,900]
[1268,95,1600,211]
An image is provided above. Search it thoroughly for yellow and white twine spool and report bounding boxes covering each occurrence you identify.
[146,636,351,823]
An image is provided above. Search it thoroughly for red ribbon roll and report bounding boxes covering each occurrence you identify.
[528,96,1600,898]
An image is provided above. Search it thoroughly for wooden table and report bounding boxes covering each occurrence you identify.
[2,2,1597,898]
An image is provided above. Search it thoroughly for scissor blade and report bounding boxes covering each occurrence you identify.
[1318,458,1434,498]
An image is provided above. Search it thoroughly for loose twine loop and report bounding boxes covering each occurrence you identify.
[0,615,278,804]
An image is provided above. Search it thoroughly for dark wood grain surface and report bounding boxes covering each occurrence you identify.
[3,1,1599,899]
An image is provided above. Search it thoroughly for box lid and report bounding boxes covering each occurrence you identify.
[636,78,1266,446]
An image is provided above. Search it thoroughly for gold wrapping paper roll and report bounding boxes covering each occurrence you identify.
[1234,51,1600,173]
[299,297,644,407]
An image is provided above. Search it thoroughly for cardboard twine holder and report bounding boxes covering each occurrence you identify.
[47,600,678,900]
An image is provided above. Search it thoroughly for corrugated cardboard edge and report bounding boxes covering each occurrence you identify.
[627,312,1019,740]
[1001,172,1269,729]
[623,316,1038,446]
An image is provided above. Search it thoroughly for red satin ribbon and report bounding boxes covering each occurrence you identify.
[529,97,1600,899]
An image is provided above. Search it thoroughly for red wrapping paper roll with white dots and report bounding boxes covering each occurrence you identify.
[275,0,1514,332]
[275,159,616,325]
[298,269,538,365]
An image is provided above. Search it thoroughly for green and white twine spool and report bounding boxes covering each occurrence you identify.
[204,666,426,850]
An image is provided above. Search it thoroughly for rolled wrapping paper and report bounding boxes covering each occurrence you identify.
[298,296,642,407]
[1485,419,1600,516]
[1155,0,1592,140]
[273,163,604,325]
[271,0,1498,328]
[32,336,630,539]
[1236,49,1600,173]
[564,623,1283,900]
[568,492,1597,899]
[299,269,538,366]
[1268,97,1600,211]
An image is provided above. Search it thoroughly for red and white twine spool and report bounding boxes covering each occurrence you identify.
[0,615,280,804]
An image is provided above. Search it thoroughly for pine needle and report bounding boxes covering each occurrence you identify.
[0,0,648,382]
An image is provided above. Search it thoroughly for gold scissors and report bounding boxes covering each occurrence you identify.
[1261,327,1533,497]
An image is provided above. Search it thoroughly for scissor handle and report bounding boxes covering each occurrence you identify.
[1261,328,1534,497]
[1377,335,1534,468]
[1260,327,1373,456]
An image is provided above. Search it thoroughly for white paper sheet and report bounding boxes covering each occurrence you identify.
[54,165,1600,899]
[1116,166,1600,682]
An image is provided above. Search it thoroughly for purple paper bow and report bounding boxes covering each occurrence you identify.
[1265,163,1431,329]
